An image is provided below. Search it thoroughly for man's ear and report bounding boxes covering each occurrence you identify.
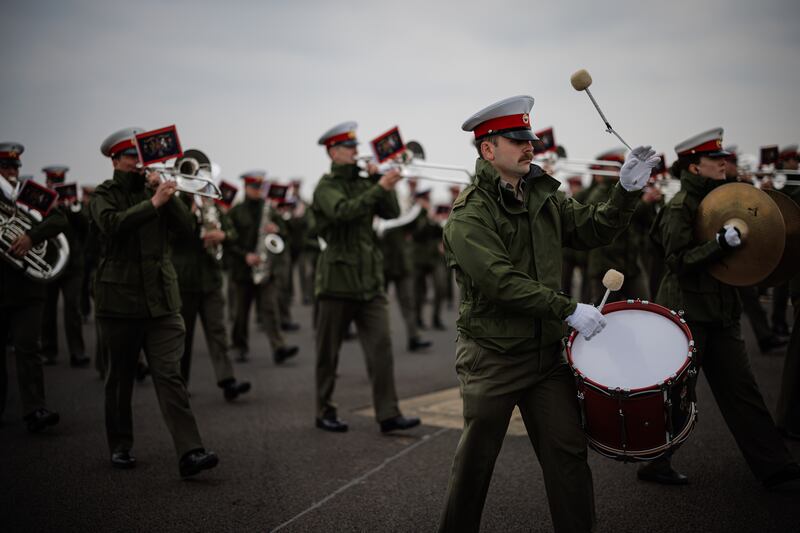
[481,141,495,161]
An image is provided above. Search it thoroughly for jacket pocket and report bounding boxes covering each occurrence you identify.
[320,252,359,294]
[467,315,539,340]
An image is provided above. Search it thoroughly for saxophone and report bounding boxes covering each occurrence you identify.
[198,198,223,261]
[251,199,285,285]
[0,177,70,281]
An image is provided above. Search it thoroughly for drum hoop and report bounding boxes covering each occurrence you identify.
[586,402,697,460]
[566,299,696,395]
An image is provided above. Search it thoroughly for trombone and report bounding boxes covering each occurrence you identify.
[356,153,473,186]
[145,149,222,199]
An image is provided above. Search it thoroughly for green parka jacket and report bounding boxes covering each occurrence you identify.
[443,159,641,354]
[312,163,399,301]
[650,170,741,325]
[90,170,194,318]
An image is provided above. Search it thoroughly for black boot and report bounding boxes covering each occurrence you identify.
[24,408,60,433]
[315,416,349,433]
[274,345,299,364]
[221,379,252,401]
[408,336,432,352]
[179,449,219,478]
[380,415,421,433]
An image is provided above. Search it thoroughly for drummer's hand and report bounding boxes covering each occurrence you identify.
[619,146,660,192]
[566,303,607,340]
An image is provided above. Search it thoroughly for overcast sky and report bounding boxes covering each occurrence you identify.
[2,0,799,202]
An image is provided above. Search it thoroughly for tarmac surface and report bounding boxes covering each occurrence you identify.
[1,287,798,532]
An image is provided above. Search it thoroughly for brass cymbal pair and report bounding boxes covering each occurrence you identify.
[695,183,800,287]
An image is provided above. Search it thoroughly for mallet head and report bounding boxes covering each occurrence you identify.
[570,69,593,91]
[602,269,625,291]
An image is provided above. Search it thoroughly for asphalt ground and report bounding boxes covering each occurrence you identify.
[1,285,798,532]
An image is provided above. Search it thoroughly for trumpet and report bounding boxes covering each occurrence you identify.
[356,152,473,186]
[145,149,222,199]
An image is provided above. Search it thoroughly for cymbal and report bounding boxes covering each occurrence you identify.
[695,183,785,287]
[761,189,800,287]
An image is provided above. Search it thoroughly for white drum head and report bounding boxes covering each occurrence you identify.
[570,308,689,390]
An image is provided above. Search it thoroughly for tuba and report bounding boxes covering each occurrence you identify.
[0,177,70,281]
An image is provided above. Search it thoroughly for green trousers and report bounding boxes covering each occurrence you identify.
[738,285,772,343]
[315,293,401,422]
[180,288,234,386]
[0,302,47,418]
[41,272,85,358]
[440,335,595,533]
[688,321,793,480]
[231,280,286,352]
[99,314,204,458]
[386,274,419,342]
[777,296,800,434]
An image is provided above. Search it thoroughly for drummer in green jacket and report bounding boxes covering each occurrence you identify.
[439,95,659,533]
[644,128,800,490]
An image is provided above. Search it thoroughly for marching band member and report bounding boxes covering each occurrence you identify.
[0,142,67,432]
[91,128,218,477]
[643,128,800,489]
[227,171,298,364]
[172,190,251,401]
[439,96,658,532]
[412,188,447,331]
[40,165,90,368]
[312,121,421,434]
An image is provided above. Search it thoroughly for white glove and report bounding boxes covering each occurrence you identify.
[619,145,661,192]
[565,303,607,340]
[716,224,742,250]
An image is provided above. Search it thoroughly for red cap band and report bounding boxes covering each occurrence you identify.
[474,113,531,139]
[677,138,722,156]
[109,138,136,157]
[324,131,356,147]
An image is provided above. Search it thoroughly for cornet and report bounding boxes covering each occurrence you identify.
[145,149,222,199]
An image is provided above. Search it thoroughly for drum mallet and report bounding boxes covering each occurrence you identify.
[598,269,625,312]
[570,69,632,151]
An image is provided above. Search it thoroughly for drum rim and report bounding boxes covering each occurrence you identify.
[566,299,696,395]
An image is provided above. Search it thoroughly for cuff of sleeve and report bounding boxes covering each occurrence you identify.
[610,182,643,208]
[553,295,578,321]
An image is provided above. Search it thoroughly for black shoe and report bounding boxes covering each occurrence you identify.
[222,380,251,401]
[281,322,300,332]
[135,362,150,383]
[179,449,219,478]
[380,415,421,433]
[315,416,348,433]
[274,345,298,364]
[759,335,788,353]
[111,450,137,469]
[432,319,446,331]
[416,319,428,330]
[70,353,91,368]
[763,463,800,492]
[408,337,432,352]
[24,408,60,433]
[637,461,688,485]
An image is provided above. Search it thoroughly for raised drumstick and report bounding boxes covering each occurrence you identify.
[570,69,632,151]
[598,269,625,312]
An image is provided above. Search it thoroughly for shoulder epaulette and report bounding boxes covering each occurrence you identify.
[452,185,477,210]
